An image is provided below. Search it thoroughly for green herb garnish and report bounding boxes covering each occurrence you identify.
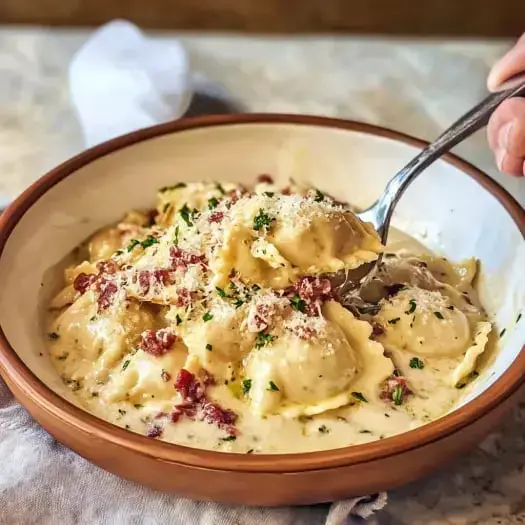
[318,425,329,434]
[499,328,506,338]
[133,404,143,409]
[127,239,141,252]
[253,209,274,232]
[242,379,252,395]
[202,312,214,322]
[48,332,60,340]
[208,197,219,210]
[122,360,130,371]
[392,386,404,405]
[434,311,444,320]
[409,357,425,370]
[388,317,401,325]
[163,202,170,213]
[206,344,213,351]
[179,203,194,227]
[140,235,159,249]
[351,392,368,403]
[220,435,237,442]
[176,314,183,326]
[159,182,186,192]
[57,352,69,361]
[216,287,229,298]
[234,299,244,309]
[264,191,275,197]
[255,331,276,349]
[314,189,325,202]
[405,299,417,314]
[216,183,225,195]
[173,225,180,245]
[290,294,307,313]
[517,313,522,324]
[118,409,127,416]
[268,381,280,392]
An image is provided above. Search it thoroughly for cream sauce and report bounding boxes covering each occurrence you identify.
[45,185,494,454]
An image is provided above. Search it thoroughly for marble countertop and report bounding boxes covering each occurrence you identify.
[0,26,524,524]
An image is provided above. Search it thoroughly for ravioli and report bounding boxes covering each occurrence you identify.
[45,178,494,455]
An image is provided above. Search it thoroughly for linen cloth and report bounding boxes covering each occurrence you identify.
[0,20,387,525]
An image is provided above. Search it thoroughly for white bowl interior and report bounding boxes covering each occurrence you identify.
[0,123,523,411]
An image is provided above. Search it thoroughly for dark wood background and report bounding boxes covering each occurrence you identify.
[0,0,524,36]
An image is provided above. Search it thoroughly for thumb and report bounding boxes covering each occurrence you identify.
[487,33,525,91]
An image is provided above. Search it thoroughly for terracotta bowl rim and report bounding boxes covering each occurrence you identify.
[0,113,523,474]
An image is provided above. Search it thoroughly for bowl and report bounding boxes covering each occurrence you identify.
[0,115,523,506]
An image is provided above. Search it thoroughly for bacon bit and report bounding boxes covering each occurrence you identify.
[73,272,97,294]
[172,368,237,434]
[169,247,207,271]
[139,328,176,357]
[133,269,173,296]
[291,325,316,340]
[208,211,224,223]
[96,260,119,275]
[257,174,274,184]
[147,425,163,438]
[175,287,192,307]
[95,279,118,311]
[161,370,172,382]
[287,276,333,316]
[380,375,412,405]
[174,368,205,401]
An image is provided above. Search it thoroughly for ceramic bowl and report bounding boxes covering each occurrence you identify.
[0,115,523,506]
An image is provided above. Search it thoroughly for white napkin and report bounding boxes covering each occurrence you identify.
[0,20,387,524]
[69,19,192,148]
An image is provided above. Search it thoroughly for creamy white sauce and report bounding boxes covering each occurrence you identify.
[45,186,494,454]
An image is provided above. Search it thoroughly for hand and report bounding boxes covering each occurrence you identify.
[487,34,525,176]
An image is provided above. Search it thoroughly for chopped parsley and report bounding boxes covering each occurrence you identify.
[351,392,368,403]
[216,287,229,298]
[220,435,237,442]
[48,332,60,340]
[133,404,143,409]
[392,386,404,405]
[242,379,252,395]
[208,197,219,210]
[469,370,479,379]
[176,314,183,326]
[456,383,467,390]
[91,392,99,398]
[359,429,372,434]
[57,352,69,361]
[179,203,194,227]
[290,294,307,313]
[264,191,275,197]
[140,235,159,249]
[409,357,425,370]
[173,225,180,245]
[405,299,417,314]
[122,360,130,371]
[318,425,330,434]
[252,284,261,292]
[202,312,214,322]
[215,183,226,195]
[255,331,276,349]
[246,449,254,454]
[434,311,444,320]
[162,202,170,213]
[159,182,186,192]
[268,381,280,392]
[517,313,522,323]
[234,299,244,309]
[388,317,401,325]
[314,189,325,202]
[118,409,127,416]
[114,250,123,256]
[253,209,274,232]
[127,239,141,252]
[499,328,506,338]
[206,344,213,351]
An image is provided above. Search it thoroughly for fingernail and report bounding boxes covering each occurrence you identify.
[498,121,514,149]
[495,148,506,171]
